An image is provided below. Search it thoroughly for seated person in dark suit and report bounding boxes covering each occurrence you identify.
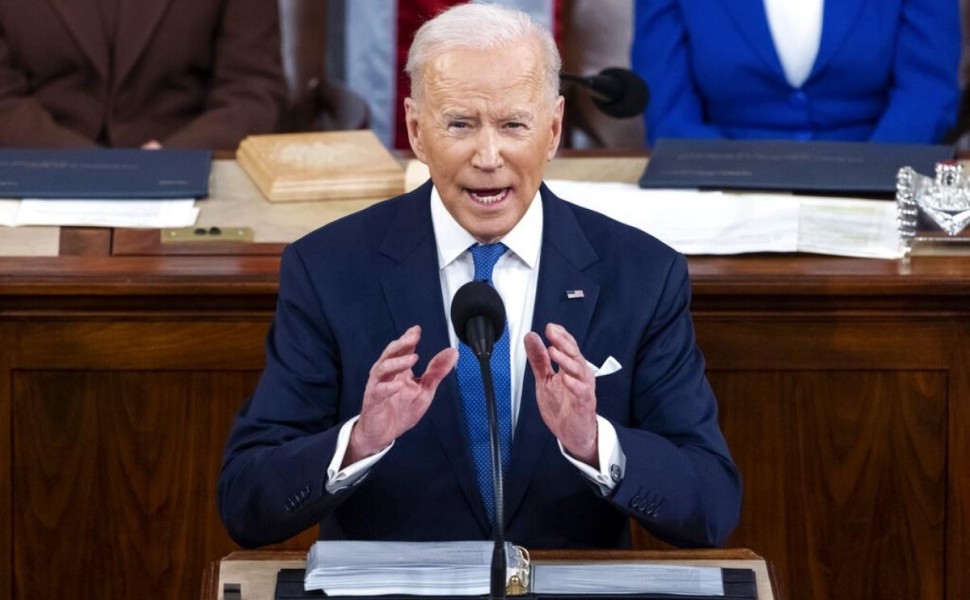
[0,0,286,150]
[632,0,961,147]
[218,2,741,550]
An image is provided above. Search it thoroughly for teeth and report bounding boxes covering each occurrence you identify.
[472,189,506,204]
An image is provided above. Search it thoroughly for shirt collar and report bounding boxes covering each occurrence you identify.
[430,185,543,271]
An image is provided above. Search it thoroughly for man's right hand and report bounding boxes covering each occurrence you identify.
[345,325,458,466]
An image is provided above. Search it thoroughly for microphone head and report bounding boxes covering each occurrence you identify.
[451,281,506,349]
[591,67,650,119]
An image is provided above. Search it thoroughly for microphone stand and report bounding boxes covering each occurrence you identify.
[475,350,507,600]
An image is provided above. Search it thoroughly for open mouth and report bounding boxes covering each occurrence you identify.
[467,187,511,205]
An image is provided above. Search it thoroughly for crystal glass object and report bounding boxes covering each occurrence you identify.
[897,161,970,255]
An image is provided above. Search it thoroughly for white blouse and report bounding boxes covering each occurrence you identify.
[763,0,824,88]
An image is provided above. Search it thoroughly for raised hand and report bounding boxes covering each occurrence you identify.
[346,325,458,465]
[524,323,599,467]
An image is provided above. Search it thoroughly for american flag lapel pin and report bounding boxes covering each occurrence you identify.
[566,289,585,299]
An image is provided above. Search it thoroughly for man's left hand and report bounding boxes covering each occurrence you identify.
[524,323,599,467]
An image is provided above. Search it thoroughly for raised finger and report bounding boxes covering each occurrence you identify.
[547,343,591,382]
[419,347,459,390]
[371,352,419,382]
[378,325,421,361]
[545,323,580,353]
[524,331,554,379]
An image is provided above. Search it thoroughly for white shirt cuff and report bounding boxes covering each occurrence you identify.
[325,415,394,494]
[559,415,626,496]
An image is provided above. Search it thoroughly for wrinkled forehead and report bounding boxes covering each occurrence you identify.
[418,45,550,110]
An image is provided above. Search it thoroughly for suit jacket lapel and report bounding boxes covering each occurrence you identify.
[504,185,601,523]
[47,0,109,80]
[720,0,785,79]
[810,0,867,81]
[378,182,492,532]
[113,0,174,91]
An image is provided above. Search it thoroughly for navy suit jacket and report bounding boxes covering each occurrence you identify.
[632,0,960,147]
[218,182,741,550]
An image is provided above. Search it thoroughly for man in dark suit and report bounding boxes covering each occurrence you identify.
[0,0,285,149]
[218,3,740,550]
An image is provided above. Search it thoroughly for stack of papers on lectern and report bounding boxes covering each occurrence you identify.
[304,540,524,596]
[545,180,902,258]
[533,563,726,596]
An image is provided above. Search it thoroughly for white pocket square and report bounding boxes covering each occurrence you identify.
[586,356,622,377]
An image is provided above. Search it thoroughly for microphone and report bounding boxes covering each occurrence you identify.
[452,280,506,357]
[560,67,650,119]
[450,281,508,600]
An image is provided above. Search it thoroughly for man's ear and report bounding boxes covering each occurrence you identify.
[404,98,428,163]
[546,96,565,161]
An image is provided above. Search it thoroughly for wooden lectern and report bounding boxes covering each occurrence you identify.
[200,548,781,600]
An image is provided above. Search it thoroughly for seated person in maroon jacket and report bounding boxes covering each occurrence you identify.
[0,0,286,150]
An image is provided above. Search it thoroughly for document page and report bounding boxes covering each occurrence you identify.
[533,562,725,596]
[12,198,198,228]
[545,180,902,258]
[797,196,901,258]
[303,540,523,596]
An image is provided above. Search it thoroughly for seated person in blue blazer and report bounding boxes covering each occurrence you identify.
[631,0,961,147]
[218,3,741,550]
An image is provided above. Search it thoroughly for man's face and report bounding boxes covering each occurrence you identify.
[405,43,564,243]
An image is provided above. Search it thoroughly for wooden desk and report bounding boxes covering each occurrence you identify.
[200,549,779,600]
[1,156,968,600]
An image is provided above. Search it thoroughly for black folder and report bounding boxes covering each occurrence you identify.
[0,147,212,199]
[273,567,759,600]
[638,138,953,198]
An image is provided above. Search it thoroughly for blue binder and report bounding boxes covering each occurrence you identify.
[639,138,954,198]
[0,148,212,199]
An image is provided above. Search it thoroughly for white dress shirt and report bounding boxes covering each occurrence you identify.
[326,187,624,496]
[764,0,824,88]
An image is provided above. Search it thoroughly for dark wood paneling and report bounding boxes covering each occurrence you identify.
[9,367,319,600]
[713,371,946,600]
[0,327,11,595]
[59,227,112,256]
[13,321,270,371]
[946,321,970,600]
[12,371,258,599]
[1,317,318,600]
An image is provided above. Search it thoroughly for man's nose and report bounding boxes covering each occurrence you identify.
[471,129,503,170]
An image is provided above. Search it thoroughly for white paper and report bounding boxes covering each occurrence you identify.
[0,198,20,226]
[796,196,902,258]
[534,562,725,596]
[544,180,903,259]
[10,198,198,228]
[304,540,521,596]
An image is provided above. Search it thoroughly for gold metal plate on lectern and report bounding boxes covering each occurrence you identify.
[161,226,254,243]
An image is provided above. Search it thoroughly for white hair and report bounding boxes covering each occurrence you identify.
[405,2,562,104]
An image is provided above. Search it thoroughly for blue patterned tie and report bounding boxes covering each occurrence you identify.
[456,243,512,524]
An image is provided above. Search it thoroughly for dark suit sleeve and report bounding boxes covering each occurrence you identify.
[217,244,355,548]
[160,0,285,149]
[869,0,960,143]
[604,253,741,548]
[0,23,95,147]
